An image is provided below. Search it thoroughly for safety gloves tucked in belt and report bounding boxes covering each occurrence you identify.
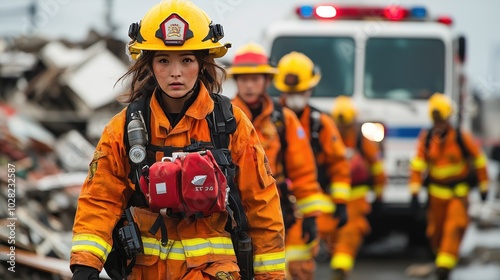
[301,216,318,244]
[71,265,99,280]
[334,203,348,228]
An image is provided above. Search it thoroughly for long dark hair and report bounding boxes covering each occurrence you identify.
[117,50,226,103]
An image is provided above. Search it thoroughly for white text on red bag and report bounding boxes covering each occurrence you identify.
[143,150,228,216]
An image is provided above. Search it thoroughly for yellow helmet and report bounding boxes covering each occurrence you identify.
[274,51,321,92]
[428,92,453,121]
[226,42,278,75]
[331,96,357,125]
[127,0,230,60]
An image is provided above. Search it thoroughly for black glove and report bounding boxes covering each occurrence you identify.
[371,198,383,216]
[480,191,488,202]
[72,265,99,280]
[334,203,348,229]
[301,216,317,244]
[410,194,420,211]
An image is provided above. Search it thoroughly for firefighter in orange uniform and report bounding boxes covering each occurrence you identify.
[409,93,489,280]
[330,95,386,280]
[229,43,324,280]
[70,1,285,279]
[274,52,352,280]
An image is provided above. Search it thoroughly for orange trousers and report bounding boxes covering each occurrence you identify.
[317,198,371,272]
[427,196,469,269]
[285,218,318,280]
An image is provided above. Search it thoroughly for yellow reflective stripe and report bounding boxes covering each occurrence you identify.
[436,252,457,269]
[285,241,316,262]
[296,193,324,215]
[330,182,351,201]
[429,161,466,179]
[254,251,286,273]
[142,237,185,260]
[370,161,384,175]
[409,183,421,195]
[428,184,453,199]
[410,157,427,172]
[373,185,384,197]
[474,154,487,168]
[454,183,469,197]
[350,185,370,200]
[181,237,235,258]
[71,234,112,261]
[316,194,335,214]
[479,181,489,192]
[428,183,470,199]
[331,253,354,271]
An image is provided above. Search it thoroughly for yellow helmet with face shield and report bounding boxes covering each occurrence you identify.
[127,0,231,60]
[274,51,321,93]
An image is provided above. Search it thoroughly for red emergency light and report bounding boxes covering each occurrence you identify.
[437,16,453,26]
[296,4,424,21]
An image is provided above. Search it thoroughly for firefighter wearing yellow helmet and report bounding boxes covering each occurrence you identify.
[70,1,286,280]
[330,95,387,280]
[409,93,489,280]
[275,51,352,280]
[229,45,324,280]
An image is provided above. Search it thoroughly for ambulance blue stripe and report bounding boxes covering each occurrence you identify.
[386,127,423,139]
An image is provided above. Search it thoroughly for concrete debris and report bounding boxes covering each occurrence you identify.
[0,31,128,278]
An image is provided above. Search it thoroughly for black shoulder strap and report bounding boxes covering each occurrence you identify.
[455,127,470,159]
[271,100,288,178]
[207,94,248,233]
[309,106,323,154]
[356,126,365,159]
[424,128,434,159]
[124,97,152,207]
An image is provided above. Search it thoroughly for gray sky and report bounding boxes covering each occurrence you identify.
[0,0,498,90]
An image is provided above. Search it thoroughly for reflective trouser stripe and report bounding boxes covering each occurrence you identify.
[350,185,370,200]
[142,237,185,260]
[331,253,354,271]
[181,237,235,258]
[436,252,457,269]
[429,183,469,200]
[285,241,317,262]
[297,193,326,215]
[254,251,286,273]
[71,234,112,261]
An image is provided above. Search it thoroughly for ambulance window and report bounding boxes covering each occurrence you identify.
[269,36,355,97]
[364,38,445,100]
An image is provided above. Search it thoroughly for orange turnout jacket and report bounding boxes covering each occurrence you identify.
[71,84,286,279]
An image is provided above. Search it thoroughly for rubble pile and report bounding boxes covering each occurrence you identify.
[0,31,128,279]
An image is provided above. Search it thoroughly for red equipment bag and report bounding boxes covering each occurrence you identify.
[350,152,371,186]
[143,150,227,216]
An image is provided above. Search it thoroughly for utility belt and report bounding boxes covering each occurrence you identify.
[425,176,472,200]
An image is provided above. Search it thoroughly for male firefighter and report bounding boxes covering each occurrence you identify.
[330,95,387,280]
[409,93,489,280]
[229,43,324,280]
[274,52,353,280]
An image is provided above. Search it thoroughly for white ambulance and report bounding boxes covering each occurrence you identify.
[262,4,469,219]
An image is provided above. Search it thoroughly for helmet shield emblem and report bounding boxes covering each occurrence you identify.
[156,13,194,46]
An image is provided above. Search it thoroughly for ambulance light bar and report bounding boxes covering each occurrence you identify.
[296,4,436,22]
